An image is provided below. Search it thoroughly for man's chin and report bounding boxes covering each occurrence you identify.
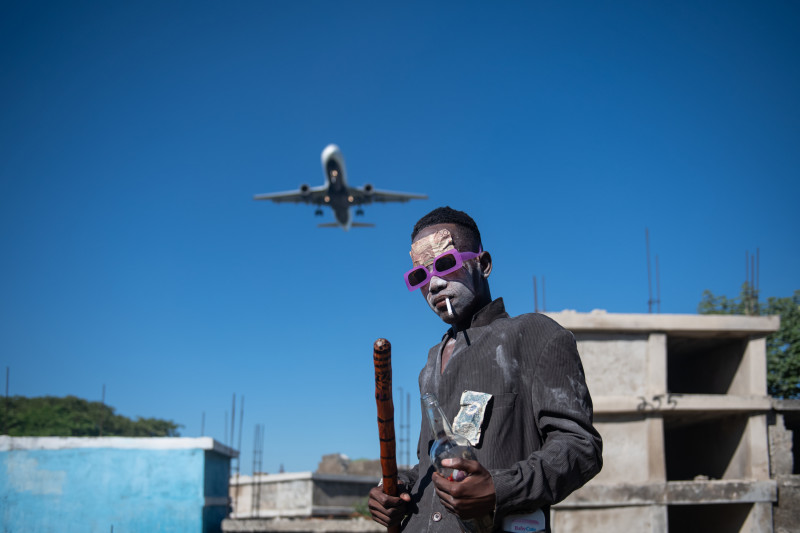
[430,304,456,323]
[437,308,457,324]
[440,313,456,324]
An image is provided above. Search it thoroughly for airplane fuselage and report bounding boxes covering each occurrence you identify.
[321,145,354,229]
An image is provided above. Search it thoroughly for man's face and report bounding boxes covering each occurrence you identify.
[410,223,485,325]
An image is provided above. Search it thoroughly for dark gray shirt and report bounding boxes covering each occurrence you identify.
[399,298,602,532]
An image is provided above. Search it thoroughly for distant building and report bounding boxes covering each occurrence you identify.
[228,454,380,520]
[1,436,237,533]
[316,453,382,478]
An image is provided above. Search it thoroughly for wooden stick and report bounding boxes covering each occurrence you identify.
[373,338,400,533]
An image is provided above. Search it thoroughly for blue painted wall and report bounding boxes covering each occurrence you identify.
[0,438,234,533]
[203,450,233,533]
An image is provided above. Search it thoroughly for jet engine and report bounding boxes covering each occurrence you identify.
[362,184,374,195]
[300,184,311,196]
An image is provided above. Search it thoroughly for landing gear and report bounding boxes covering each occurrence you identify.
[356,208,364,216]
[314,208,323,216]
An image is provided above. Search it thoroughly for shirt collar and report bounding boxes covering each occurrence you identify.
[445,297,508,339]
[470,297,508,328]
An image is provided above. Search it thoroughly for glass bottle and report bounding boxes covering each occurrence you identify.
[422,392,494,533]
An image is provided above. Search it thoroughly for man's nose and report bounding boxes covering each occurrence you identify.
[428,275,447,292]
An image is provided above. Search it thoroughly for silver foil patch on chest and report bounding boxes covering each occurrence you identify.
[453,390,493,446]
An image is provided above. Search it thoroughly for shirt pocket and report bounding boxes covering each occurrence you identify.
[492,392,518,410]
[483,393,517,433]
[477,392,519,452]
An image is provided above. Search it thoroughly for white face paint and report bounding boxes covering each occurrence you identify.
[423,263,480,324]
[411,224,484,326]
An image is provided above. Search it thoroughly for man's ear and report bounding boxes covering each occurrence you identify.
[479,251,492,278]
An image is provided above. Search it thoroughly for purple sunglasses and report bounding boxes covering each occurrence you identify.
[404,246,482,291]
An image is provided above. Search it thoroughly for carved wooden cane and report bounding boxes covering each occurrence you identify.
[373,338,400,533]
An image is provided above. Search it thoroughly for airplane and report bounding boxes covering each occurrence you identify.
[253,144,428,230]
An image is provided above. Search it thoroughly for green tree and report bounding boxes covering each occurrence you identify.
[763,292,800,398]
[698,285,800,398]
[1,395,182,437]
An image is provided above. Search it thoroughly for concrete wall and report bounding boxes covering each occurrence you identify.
[0,436,236,533]
[230,472,376,519]
[769,399,800,533]
[545,310,780,533]
[222,517,382,533]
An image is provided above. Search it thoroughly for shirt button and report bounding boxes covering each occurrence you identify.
[432,512,442,522]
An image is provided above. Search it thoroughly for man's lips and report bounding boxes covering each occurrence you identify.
[432,295,451,309]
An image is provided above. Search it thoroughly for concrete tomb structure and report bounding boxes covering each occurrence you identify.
[228,455,382,525]
[544,310,782,532]
[769,398,800,533]
[229,471,378,519]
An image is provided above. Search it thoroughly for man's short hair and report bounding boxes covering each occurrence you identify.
[411,206,482,251]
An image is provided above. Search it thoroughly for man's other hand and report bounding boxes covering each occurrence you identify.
[368,482,411,528]
[432,458,496,519]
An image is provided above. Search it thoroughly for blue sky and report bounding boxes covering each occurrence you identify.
[2,1,798,474]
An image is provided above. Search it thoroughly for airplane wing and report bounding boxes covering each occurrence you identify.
[253,185,328,205]
[347,186,428,205]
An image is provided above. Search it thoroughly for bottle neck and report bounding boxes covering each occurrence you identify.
[422,393,454,439]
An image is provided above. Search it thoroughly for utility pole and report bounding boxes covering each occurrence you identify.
[4,367,9,435]
[99,384,106,436]
[646,229,660,313]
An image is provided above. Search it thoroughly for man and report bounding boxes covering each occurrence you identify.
[369,206,602,533]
